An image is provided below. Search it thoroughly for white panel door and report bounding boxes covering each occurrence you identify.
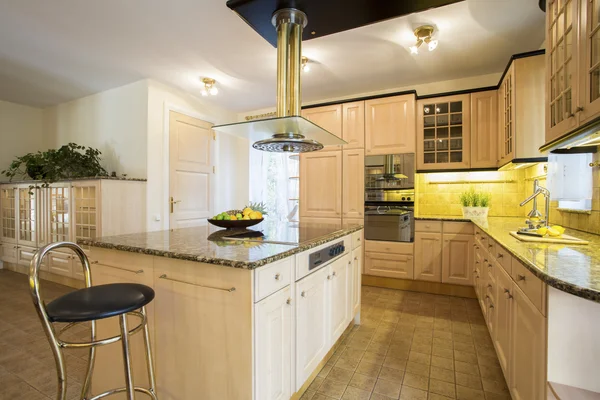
[296,266,329,390]
[352,247,362,317]
[169,111,214,229]
[255,286,292,400]
[330,254,350,344]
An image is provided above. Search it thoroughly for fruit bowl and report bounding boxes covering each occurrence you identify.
[207,218,264,230]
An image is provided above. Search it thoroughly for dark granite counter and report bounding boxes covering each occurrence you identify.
[417,215,600,303]
[79,221,363,270]
[0,176,147,184]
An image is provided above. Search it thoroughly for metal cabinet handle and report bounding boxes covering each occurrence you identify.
[487,263,493,268]
[274,273,281,281]
[159,274,236,292]
[354,257,358,261]
[504,288,513,299]
[100,264,144,275]
[286,298,292,305]
[517,274,526,281]
[332,271,337,277]
[327,275,332,280]
[301,291,306,297]
[497,253,503,259]
[485,295,490,299]
[487,284,492,288]
[90,260,99,264]
[489,304,495,309]
[488,244,493,248]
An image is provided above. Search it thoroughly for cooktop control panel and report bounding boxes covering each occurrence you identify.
[308,241,346,271]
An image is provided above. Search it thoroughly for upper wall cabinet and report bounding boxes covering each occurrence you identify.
[299,151,343,220]
[365,95,416,155]
[471,91,499,169]
[499,54,545,166]
[302,105,342,152]
[580,0,600,124]
[342,101,365,149]
[417,94,471,170]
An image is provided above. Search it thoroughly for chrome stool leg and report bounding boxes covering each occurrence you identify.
[80,320,97,400]
[141,306,158,399]
[119,313,136,400]
[49,327,68,400]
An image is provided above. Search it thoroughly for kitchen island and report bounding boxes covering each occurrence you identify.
[80,221,363,400]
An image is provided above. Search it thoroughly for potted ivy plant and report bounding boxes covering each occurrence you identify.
[459,188,491,219]
[2,143,108,186]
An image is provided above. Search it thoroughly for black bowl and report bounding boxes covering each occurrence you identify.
[207,218,264,229]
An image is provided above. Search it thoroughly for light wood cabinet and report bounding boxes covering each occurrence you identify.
[342,149,364,221]
[441,232,473,285]
[580,0,600,124]
[364,250,414,279]
[365,95,416,155]
[255,285,292,400]
[417,94,471,170]
[494,261,513,379]
[299,151,342,220]
[413,232,442,282]
[510,284,547,400]
[470,90,499,168]
[0,186,17,244]
[499,64,516,166]
[330,254,351,344]
[352,246,362,317]
[302,104,343,152]
[295,266,330,388]
[342,101,365,149]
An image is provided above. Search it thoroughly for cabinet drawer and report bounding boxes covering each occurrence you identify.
[0,243,17,263]
[365,252,414,279]
[17,246,37,267]
[511,259,546,315]
[365,240,414,255]
[352,229,363,249]
[415,220,442,233]
[496,245,511,274]
[254,258,293,302]
[91,247,154,274]
[48,251,73,277]
[443,222,474,235]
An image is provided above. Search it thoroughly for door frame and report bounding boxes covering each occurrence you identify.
[162,103,218,230]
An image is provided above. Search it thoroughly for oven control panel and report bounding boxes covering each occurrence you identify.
[308,241,346,271]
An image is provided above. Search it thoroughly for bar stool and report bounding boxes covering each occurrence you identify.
[29,242,158,400]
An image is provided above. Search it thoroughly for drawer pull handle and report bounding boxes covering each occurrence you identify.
[286,298,292,305]
[159,274,236,292]
[475,261,479,264]
[489,304,494,309]
[487,284,492,288]
[504,288,513,299]
[488,244,493,248]
[101,264,144,275]
[301,291,306,297]
[487,263,493,268]
[90,261,99,264]
[485,295,490,299]
[332,271,337,277]
[354,257,358,261]
[327,275,332,280]
[274,273,281,281]
[517,274,526,281]
[497,253,503,259]
[357,238,361,242]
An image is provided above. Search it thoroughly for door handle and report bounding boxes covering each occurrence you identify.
[170,197,182,213]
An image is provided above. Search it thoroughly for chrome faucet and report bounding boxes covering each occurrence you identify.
[519,179,550,229]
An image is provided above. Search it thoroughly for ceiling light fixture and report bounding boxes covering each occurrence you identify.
[409,25,438,55]
[200,78,218,96]
[301,56,310,73]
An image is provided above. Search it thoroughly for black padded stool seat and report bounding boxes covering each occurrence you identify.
[46,283,155,323]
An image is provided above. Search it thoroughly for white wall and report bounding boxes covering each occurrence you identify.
[43,80,148,178]
[0,100,44,173]
[146,79,249,231]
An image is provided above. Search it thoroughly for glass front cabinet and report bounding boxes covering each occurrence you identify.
[417,94,471,170]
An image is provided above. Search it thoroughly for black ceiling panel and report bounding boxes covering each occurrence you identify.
[226,0,465,47]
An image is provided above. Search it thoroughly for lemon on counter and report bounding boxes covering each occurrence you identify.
[547,227,561,237]
[552,225,566,234]
[242,207,253,216]
[536,227,548,236]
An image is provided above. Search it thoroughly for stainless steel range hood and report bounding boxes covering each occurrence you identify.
[212,8,346,153]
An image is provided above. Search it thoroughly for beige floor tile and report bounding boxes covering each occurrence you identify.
[481,378,509,395]
[453,341,476,354]
[341,386,371,400]
[432,345,454,359]
[399,385,427,400]
[408,351,431,366]
[431,356,454,371]
[362,351,386,365]
[454,361,480,377]
[405,361,430,377]
[309,376,326,391]
[370,393,396,400]
[318,377,348,399]
[429,393,455,400]
[455,372,483,390]
[383,356,408,371]
[430,366,455,383]
[349,373,377,392]
[328,367,355,385]
[378,366,404,383]
[454,350,478,364]
[337,357,361,371]
[430,378,456,398]
[356,360,383,378]
[477,365,503,382]
[313,394,339,400]
[482,391,511,400]
[374,378,402,398]
[319,364,334,378]
[477,354,500,368]
[301,389,318,399]
[401,372,429,390]
[456,385,486,400]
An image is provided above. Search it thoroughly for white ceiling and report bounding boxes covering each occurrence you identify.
[0,0,545,111]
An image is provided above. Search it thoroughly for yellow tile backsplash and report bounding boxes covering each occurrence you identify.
[416,152,600,236]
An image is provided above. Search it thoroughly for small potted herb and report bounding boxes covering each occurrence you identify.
[459,188,491,219]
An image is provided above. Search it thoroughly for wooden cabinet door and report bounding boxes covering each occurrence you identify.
[342,101,365,149]
[546,0,580,143]
[330,254,350,344]
[302,104,343,152]
[47,184,72,244]
[296,266,329,390]
[494,264,513,380]
[72,181,101,242]
[0,186,17,244]
[510,284,547,400]
[580,0,600,124]
[255,286,292,400]
[470,90,499,168]
[351,247,362,317]
[299,151,342,219]
[499,65,516,166]
[441,233,473,285]
[364,251,414,279]
[417,94,471,170]
[91,263,155,400]
[342,149,364,220]
[365,95,416,155]
[414,232,442,282]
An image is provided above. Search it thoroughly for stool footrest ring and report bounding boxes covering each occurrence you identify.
[89,386,157,400]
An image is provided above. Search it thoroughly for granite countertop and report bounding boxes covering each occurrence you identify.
[79,221,363,270]
[417,215,600,303]
[0,176,147,184]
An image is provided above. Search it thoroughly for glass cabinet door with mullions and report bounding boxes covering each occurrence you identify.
[417,94,471,170]
[0,187,17,243]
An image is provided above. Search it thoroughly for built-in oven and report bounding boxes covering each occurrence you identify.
[364,153,415,243]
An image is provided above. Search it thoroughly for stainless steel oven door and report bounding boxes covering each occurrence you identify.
[364,206,414,242]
